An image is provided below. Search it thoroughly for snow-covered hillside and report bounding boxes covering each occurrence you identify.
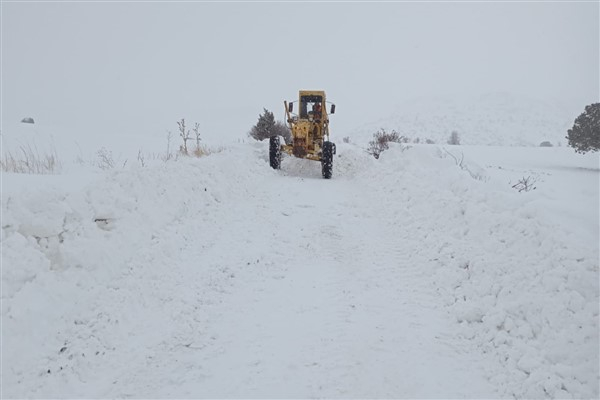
[348,93,575,147]
[2,139,598,398]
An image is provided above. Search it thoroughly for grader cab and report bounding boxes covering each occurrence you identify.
[269,90,336,179]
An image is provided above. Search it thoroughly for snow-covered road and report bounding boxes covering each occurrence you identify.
[156,164,495,398]
[2,142,598,398]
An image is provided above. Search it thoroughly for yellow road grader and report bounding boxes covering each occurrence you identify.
[269,90,336,179]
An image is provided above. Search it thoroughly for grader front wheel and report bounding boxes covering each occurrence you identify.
[269,136,281,169]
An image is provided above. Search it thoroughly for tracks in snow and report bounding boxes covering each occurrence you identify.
[109,165,497,397]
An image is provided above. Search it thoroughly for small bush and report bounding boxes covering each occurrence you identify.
[96,147,115,170]
[192,146,210,157]
[447,131,460,145]
[274,121,292,145]
[511,176,538,192]
[539,141,553,147]
[367,128,406,159]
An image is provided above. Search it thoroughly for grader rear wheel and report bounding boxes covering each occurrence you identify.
[321,141,334,179]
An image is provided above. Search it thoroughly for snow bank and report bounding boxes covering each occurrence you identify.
[1,144,273,396]
[356,144,599,399]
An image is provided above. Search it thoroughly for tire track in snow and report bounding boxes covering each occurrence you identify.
[134,156,498,398]
[0,145,499,397]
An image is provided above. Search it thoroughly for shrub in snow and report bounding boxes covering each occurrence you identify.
[511,176,537,192]
[539,141,553,147]
[274,122,292,144]
[249,108,292,144]
[447,130,461,145]
[426,138,435,144]
[96,147,115,170]
[367,128,406,159]
[566,103,600,154]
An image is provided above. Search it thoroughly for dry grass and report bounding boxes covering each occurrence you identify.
[1,130,220,174]
[191,145,210,158]
[1,143,62,174]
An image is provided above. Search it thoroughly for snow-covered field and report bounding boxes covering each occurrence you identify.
[1,129,599,398]
[348,93,575,147]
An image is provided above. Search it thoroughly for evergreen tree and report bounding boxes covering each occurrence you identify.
[249,108,291,143]
[447,131,460,145]
[567,103,600,154]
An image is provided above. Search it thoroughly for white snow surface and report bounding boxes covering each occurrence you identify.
[348,93,575,147]
[2,138,599,398]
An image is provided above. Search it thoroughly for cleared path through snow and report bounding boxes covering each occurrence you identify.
[103,159,497,398]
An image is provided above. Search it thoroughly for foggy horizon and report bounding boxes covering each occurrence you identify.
[2,1,598,142]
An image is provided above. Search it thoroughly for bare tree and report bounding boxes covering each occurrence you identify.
[137,150,146,167]
[165,131,173,161]
[177,118,190,155]
[193,122,201,149]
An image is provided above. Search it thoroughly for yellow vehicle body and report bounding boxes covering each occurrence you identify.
[283,90,333,162]
[269,90,336,178]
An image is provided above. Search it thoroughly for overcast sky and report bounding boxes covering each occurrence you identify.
[2,1,598,143]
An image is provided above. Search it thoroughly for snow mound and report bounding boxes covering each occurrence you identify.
[358,145,599,399]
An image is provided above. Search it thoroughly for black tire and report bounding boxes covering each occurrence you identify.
[321,141,334,179]
[269,136,281,169]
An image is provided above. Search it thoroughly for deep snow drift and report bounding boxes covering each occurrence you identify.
[1,139,599,398]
